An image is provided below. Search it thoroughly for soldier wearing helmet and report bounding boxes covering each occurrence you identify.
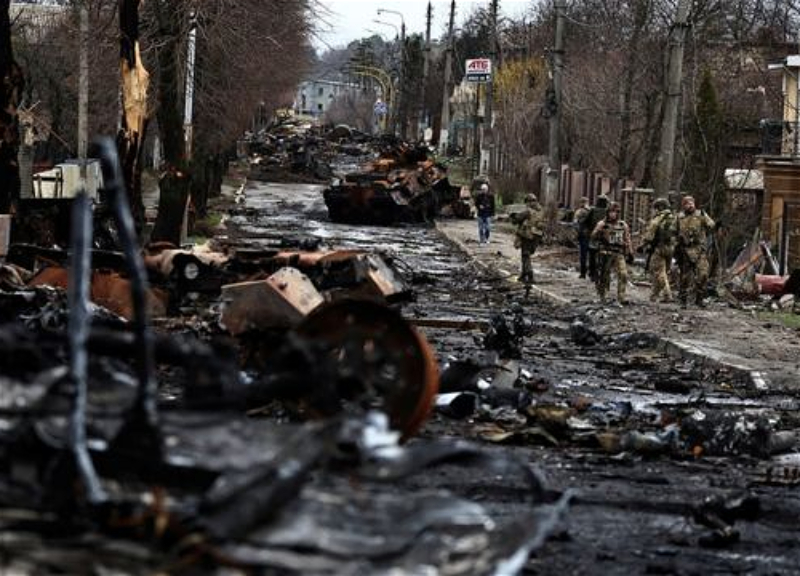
[510,193,544,284]
[641,197,677,303]
[591,200,633,304]
[675,195,716,307]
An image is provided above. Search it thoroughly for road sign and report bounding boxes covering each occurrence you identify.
[465,58,492,83]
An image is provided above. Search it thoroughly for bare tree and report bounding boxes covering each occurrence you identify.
[0,1,25,212]
[146,0,316,243]
[118,0,149,225]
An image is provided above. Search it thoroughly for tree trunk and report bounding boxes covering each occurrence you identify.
[150,0,190,246]
[190,152,209,220]
[117,0,150,228]
[189,152,227,222]
[640,94,663,188]
[0,0,23,213]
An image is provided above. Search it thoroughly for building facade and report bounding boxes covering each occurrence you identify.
[294,80,358,118]
[759,54,800,273]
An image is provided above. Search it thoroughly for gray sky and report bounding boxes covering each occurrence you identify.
[315,0,532,51]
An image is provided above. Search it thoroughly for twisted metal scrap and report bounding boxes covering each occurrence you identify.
[66,138,159,503]
[68,191,107,504]
[93,137,157,428]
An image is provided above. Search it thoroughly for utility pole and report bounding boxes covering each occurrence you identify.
[473,84,481,179]
[180,8,198,245]
[399,20,407,138]
[483,0,499,178]
[545,0,566,205]
[184,10,198,161]
[653,0,691,199]
[438,0,456,153]
[78,3,89,181]
[421,1,432,139]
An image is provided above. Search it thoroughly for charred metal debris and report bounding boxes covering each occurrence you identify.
[245,119,467,224]
[5,129,800,573]
[433,305,800,461]
[0,139,569,574]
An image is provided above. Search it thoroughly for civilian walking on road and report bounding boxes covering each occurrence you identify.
[573,197,591,278]
[475,184,496,244]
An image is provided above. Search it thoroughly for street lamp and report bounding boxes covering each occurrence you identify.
[372,19,400,39]
[376,8,405,43]
[377,8,407,138]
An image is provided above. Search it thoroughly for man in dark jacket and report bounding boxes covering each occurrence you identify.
[475,183,496,244]
[582,195,609,281]
[573,197,591,278]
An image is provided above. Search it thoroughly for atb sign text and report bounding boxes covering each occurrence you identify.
[465,58,492,83]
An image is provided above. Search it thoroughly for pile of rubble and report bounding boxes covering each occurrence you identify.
[246,120,377,184]
[7,228,411,331]
[324,140,466,225]
[722,231,800,309]
[244,118,468,225]
[0,140,569,574]
[432,306,799,460]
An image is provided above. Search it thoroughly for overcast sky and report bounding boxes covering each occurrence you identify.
[315,1,533,51]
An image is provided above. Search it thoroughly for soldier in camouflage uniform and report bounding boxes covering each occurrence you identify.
[591,201,633,304]
[675,195,716,307]
[511,193,544,284]
[642,198,676,303]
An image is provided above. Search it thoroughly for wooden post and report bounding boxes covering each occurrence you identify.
[437,0,455,151]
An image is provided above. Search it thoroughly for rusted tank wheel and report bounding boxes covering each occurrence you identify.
[296,299,439,441]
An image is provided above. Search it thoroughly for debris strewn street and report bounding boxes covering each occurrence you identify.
[5,1,800,573]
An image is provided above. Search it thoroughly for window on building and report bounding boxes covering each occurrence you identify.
[318,87,324,97]
[318,103,324,112]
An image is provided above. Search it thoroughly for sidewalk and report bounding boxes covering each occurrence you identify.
[436,217,800,391]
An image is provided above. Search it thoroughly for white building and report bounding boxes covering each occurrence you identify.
[294,79,359,118]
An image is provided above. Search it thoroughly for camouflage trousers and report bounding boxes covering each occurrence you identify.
[679,249,709,304]
[518,236,541,282]
[649,246,673,302]
[596,252,628,301]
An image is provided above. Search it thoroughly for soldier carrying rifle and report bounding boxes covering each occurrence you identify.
[511,193,545,285]
[641,198,677,303]
[591,201,633,305]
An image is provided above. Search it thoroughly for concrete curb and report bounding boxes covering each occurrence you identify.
[658,337,770,393]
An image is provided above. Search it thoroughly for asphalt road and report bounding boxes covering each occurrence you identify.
[224,181,800,575]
